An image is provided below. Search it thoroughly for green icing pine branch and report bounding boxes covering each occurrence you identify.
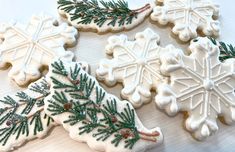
[0,78,54,149]
[208,37,235,61]
[47,60,160,149]
[57,0,151,27]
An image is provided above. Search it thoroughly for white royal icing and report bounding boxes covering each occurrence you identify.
[0,60,89,151]
[0,78,57,152]
[96,28,181,108]
[150,0,220,41]
[0,13,78,86]
[44,59,163,152]
[155,37,235,140]
[57,0,154,33]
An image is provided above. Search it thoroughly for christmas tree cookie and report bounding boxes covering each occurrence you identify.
[96,28,181,107]
[57,0,153,33]
[0,13,77,86]
[150,0,220,42]
[155,37,235,140]
[44,59,163,152]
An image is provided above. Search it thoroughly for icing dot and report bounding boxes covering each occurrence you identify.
[6,120,12,126]
[136,58,147,66]
[29,37,38,44]
[203,79,214,91]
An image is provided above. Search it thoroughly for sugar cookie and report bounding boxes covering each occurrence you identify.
[0,13,77,86]
[44,59,163,152]
[156,37,235,140]
[0,78,56,151]
[57,0,153,33]
[151,0,220,42]
[96,28,180,107]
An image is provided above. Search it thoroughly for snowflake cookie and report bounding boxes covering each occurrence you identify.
[96,28,180,107]
[155,37,235,140]
[0,77,57,151]
[57,0,154,33]
[44,59,163,152]
[150,0,220,42]
[0,13,78,86]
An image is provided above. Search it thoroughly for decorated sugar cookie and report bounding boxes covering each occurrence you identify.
[0,60,89,151]
[150,0,220,42]
[0,78,56,151]
[57,0,153,33]
[44,59,163,152]
[155,37,235,140]
[0,13,78,86]
[96,28,181,107]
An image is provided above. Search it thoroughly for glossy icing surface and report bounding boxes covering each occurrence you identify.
[151,0,220,41]
[156,37,235,140]
[0,14,77,86]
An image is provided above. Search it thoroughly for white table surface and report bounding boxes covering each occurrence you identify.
[0,0,235,152]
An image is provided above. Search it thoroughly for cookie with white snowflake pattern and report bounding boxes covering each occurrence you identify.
[0,13,78,86]
[96,28,181,108]
[150,0,220,42]
[57,0,154,33]
[44,59,163,152]
[155,37,235,140]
